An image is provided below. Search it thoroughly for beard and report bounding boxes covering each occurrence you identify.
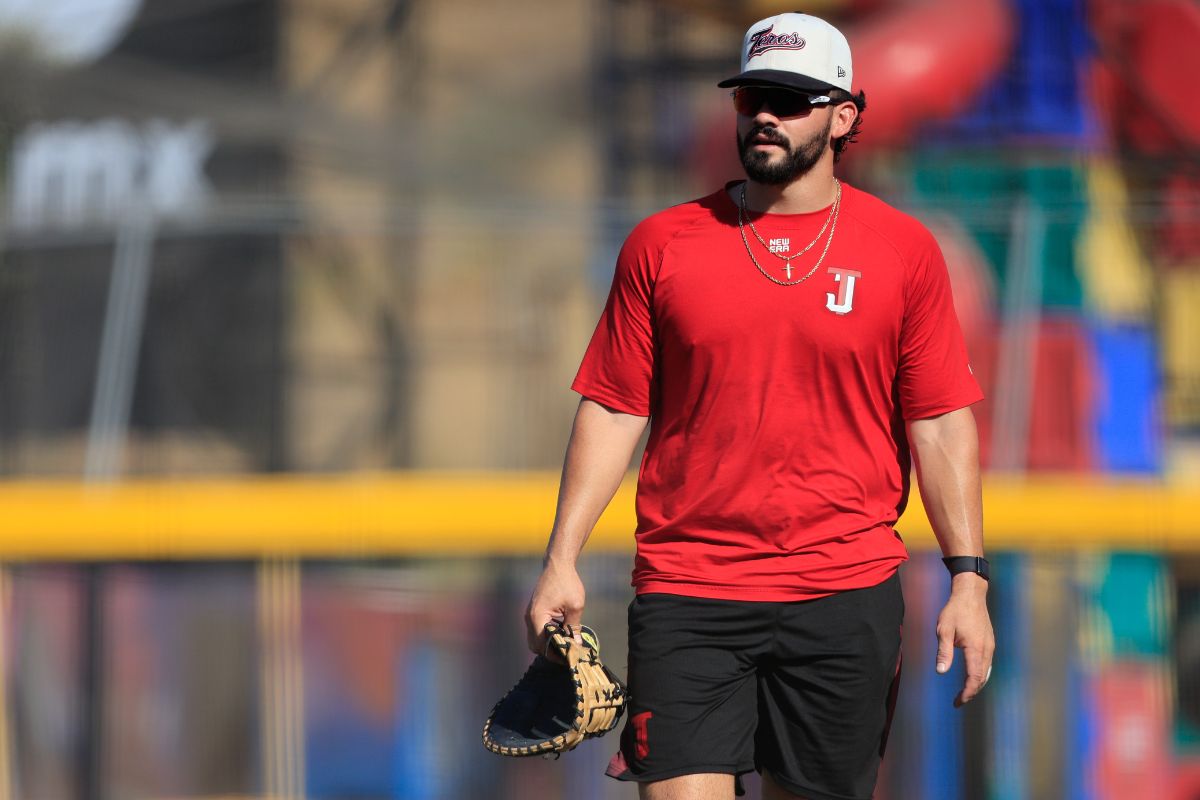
[737,114,833,185]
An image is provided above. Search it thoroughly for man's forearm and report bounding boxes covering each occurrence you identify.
[907,407,984,562]
[909,405,994,701]
[545,398,649,566]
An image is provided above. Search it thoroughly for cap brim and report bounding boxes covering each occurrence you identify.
[716,69,837,93]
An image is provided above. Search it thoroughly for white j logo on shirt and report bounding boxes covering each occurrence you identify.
[825,268,862,315]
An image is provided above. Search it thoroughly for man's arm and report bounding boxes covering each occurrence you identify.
[525,398,649,654]
[907,405,995,707]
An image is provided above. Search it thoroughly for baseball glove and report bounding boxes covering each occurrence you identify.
[483,621,627,757]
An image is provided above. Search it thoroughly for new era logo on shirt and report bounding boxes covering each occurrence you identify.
[769,237,790,253]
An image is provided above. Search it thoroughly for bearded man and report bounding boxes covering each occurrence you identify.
[525,12,995,800]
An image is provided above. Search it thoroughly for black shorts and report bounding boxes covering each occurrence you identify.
[605,574,904,800]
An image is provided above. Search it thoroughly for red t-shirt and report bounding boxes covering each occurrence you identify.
[572,181,983,601]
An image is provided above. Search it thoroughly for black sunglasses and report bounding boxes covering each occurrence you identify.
[731,86,832,118]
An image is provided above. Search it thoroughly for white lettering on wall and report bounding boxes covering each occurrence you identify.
[7,118,214,230]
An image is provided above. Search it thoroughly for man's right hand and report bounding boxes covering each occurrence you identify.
[525,557,586,655]
[522,398,646,656]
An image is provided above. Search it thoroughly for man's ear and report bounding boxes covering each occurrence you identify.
[831,102,858,139]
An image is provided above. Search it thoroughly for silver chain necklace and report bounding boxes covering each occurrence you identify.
[737,180,842,286]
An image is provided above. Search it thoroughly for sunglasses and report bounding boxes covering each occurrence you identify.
[731,86,832,118]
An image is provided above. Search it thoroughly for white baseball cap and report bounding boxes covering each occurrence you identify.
[717,13,853,94]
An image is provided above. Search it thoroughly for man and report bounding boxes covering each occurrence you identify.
[525,12,994,800]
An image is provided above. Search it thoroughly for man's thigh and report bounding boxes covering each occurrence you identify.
[761,771,813,800]
[606,594,774,789]
[755,574,905,800]
[638,772,736,800]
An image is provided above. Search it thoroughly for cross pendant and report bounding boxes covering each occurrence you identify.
[782,261,793,280]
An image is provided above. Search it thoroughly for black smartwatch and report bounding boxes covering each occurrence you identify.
[942,556,990,581]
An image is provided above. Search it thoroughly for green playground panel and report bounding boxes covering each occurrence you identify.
[910,152,1085,311]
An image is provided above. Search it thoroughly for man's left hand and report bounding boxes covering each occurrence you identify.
[934,573,995,707]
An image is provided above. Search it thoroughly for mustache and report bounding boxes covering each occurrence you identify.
[745,125,789,146]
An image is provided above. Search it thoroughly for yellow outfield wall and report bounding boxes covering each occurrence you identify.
[0,473,1197,560]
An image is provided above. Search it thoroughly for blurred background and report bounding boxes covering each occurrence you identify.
[0,0,1197,797]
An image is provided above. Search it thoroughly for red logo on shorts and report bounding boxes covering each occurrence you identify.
[632,711,653,759]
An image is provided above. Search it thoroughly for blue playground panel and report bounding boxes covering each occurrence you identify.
[1089,322,1163,474]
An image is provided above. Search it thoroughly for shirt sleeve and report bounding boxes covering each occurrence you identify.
[897,231,984,420]
[570,223,660,416]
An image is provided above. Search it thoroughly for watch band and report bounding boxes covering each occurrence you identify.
[942,556,990,581]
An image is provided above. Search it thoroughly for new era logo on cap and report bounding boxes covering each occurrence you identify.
[717,12,853,95]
